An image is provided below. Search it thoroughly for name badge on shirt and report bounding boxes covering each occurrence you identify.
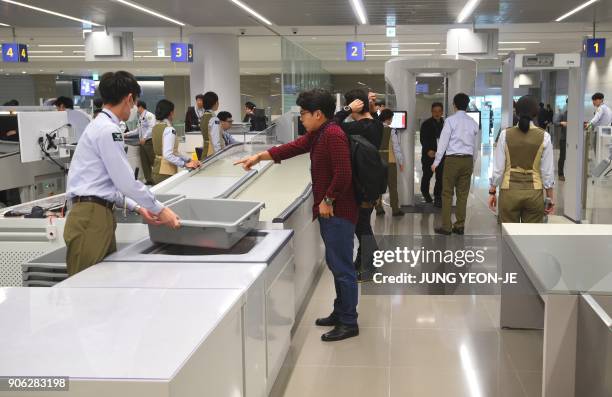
[214,120,219,125]
[112,132,124,142]
[171,129,176,135]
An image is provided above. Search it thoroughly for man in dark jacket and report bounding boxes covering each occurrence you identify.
[334,89,383,282]
[184,94,205,132]
[420,102,445,207]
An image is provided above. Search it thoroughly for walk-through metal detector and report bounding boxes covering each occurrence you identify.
[385,56,477,207]
[501,53,586,222]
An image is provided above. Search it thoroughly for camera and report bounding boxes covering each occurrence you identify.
[240,29,246,36]
[292,28,298,35]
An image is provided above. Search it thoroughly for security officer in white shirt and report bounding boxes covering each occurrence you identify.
[125,100,156,184]
[588,92,612,129]
[64,71,180,276]
[432,93,480,235]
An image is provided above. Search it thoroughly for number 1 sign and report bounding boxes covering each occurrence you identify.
[346,42,365,62]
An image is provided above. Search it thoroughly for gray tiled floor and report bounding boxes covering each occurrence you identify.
[270,145,565,397]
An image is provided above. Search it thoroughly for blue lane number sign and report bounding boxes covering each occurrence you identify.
[2,43,28,63]
[586,38,606,58]
[346,42,365,62]
[171,43,194,63]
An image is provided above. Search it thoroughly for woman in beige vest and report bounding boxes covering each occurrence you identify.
[152,99,200,185]
[488,95,555,223]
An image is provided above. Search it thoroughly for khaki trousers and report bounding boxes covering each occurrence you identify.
[139,139,155,184]
[441,156,473,231]
[499,189,544,223]
[64,202,116,276]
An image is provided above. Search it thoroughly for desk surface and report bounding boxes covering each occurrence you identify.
[0,287,242,379]
[59,261,266,290]
[502,224,612,295]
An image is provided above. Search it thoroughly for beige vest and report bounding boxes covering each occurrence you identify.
[152,123,180,176]
[501,126,545,190]
[378,126,396,164]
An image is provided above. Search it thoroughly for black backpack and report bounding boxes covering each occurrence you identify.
[347,134,388,202]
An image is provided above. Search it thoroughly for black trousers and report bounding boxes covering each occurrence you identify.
[558,139,566,177]
[354,205,378,271]
[421,156,444,200]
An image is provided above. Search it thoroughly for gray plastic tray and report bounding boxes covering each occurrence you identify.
[148,198,265,249]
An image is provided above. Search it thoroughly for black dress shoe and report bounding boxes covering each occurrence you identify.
[315,314,340,327]
[452,227,465,235]
[392,210,405,217]
[433,200,442,208]
[321,324,359,342]
[423,194,433,203]
[376,208,385,216]
[434,227,452,235]
[357,269,374,283]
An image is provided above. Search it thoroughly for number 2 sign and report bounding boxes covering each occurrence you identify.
[346,42,365,62]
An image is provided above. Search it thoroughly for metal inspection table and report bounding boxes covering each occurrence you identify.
[500,223,612,397]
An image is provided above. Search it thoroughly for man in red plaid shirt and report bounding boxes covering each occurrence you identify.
[235,89,360,342]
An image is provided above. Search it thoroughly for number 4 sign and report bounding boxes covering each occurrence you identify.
[2,43,28,63]
[346,42,365,62]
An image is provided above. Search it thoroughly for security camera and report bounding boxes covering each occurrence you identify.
[240,29,246,36]
[292,28,298,35]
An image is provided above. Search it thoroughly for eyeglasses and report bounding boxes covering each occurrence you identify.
[299,110,311,117]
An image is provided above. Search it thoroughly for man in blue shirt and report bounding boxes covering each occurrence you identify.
[64,71,180,276]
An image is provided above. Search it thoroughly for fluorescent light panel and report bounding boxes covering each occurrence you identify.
[367,54,432,57]
[229,0,272,25]
[556,0,599,21]
[367,42,441,46]
[111,0,185,26]
[29,55,85,58]
[1,0,101,26]
[499,41,540,44]
[367,48,437,52]
[349,0,367,24]
[457,0,481,23]
[39,44,84,47]
[499,47,526,51]
[29,50,63,53]
[0,22,11,26]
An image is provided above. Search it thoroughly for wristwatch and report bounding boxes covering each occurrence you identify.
[323,197,335,206]
[488,190,497,196]
[134,204,142,213]
[343,105,351,112]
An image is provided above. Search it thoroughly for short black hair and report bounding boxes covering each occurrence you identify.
[203,91,218,110]
[379,108,394,123]
[431,102,444,110]
[54,96,74,109]
[217,111,232,121]
[344,89,369,114]
[244,101,256,110]
[592,92,604,101]
[98,71,141,106]
[453,93,470,111]
[195,94,205,102]
[155,99,175,121]
[3,99,19,106]
[137,100,147,109]
[296,89,336,119]
[93,97,103,109]
[376,100,386,107]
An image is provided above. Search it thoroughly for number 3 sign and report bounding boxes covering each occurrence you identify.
[346,42,365,62]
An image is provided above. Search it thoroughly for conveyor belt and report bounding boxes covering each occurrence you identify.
[233,155,311,222]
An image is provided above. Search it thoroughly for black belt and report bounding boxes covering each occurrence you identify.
[447,154,473,158]
[71,196,114,210]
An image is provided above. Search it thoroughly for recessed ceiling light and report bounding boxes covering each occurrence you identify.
[1,0,101,26]
[457,0,481,23]
[349,0,368,24]
[21,71,27,74]
[0,22,10,27]
[499,41,540,44]
[111,0,185,26]
[39,44,84,47]
[229,0,273,25]
[556,0,599,22]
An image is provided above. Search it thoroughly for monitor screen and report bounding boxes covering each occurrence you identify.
[390,111,407,129]
[416,83,429,94]
[80,78,96,96]
[466,111,481,129]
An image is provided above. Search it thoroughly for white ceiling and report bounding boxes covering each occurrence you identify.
[0,0,610,75]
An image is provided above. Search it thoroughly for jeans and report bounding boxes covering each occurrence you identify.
[355,206,378,272]
[319,216,358,326]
